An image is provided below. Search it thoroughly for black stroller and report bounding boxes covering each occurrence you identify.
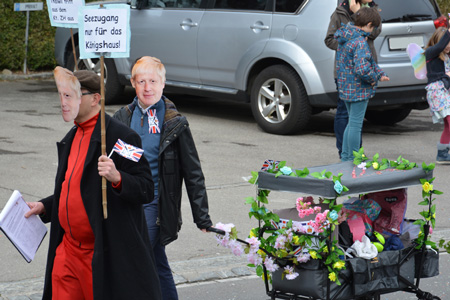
[211,161,441,300]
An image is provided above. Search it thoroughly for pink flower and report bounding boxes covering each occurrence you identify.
[292,222,307,233]
[298,210,306,218]
[215,222,235,234]
[297,253,311,263]
[315,213,326,224]
[286,272,299,280]
[229,240,244,256]
[264,257,279,272]
[284,266,299,280]
[247,252,263,266]
[275,235,287,249]
[245,236,261,253]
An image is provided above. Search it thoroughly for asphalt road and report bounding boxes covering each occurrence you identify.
[0,78,449,298]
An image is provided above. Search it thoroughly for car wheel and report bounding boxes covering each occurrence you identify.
[250,65,311,134]
[66,46,124,104]
[365,108,412,126]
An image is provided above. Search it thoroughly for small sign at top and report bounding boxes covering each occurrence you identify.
[46,0,84,28]
[14,2,44,11]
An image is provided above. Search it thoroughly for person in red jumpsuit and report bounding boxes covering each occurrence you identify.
[25,67,162,300]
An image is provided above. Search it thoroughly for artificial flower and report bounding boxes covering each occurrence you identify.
[245,236,261,252]
[333,260,345,270]
[280,166,293,175]
[328,271,337,282]
[297,253,311,263]
[328,210,338,221]
[247,252,263,266]
[264,257,279,272]
[423,182,433,193]
[309,250,318,259]
[372,162,379,170]
[286,272,299,280]
[284,266,299,280]
[275,235,287,249]
[334,181,343,194]
[357,162,367,169]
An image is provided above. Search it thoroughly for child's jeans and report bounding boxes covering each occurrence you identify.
[341,100,369,162]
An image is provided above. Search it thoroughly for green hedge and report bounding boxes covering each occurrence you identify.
[438,0,450,15]
[0,0,96,72]
[1,0,450,72]
[0,1,56,71]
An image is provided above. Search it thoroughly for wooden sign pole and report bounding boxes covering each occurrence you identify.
[100,55,107,219]
[70,28,78,71]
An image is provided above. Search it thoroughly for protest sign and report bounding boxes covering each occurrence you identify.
[46,0,84,28]
[78,4,130,59]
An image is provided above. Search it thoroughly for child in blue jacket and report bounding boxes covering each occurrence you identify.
[334,6,389,162]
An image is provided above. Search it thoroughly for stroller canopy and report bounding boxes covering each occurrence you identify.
[257,161,433,198]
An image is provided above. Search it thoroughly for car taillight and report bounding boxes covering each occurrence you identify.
[434,15,448,28]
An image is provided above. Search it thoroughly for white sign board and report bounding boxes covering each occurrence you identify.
[46,0,84,28]
[78,4,130,59]
[14,2,43,11]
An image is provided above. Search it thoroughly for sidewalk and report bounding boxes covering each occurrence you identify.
[1,230,449,300]
[0,255,254,300]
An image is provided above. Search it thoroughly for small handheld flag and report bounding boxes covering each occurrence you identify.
[261,159,280,172]
[109,139,144,162]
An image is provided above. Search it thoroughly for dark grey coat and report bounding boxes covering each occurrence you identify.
[113,97,212,246]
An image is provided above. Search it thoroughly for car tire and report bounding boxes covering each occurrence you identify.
[250,65,311,134]
[66,46,124,104]
[365,108,412,126]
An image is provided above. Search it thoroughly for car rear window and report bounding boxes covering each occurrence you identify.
[375,0,440,23]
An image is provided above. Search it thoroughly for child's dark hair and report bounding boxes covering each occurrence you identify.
[354,7,381,28]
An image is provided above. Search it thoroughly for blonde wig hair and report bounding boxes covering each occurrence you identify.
[131,56,166,83]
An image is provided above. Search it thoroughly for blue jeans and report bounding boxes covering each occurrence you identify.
[334,97,348,159]
[144,202,179,300]
[341,100,369,162]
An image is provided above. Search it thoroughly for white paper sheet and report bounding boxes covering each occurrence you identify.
[0,190,47,262]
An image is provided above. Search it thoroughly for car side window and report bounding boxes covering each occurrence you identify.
[275,0,306,13]
[149,0,201,8]
[213,0,267,11]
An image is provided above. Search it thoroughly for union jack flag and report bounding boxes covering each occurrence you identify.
[260,159,280,172]
[112,139,144,162]
[147,109,160,134]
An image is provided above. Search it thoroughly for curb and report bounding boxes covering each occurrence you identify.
[0,72,53,81]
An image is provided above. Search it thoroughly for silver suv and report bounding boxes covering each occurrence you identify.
[54,0,444,134]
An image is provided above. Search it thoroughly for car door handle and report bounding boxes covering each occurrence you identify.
[250,24,269,30]
[180,21,198,27]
